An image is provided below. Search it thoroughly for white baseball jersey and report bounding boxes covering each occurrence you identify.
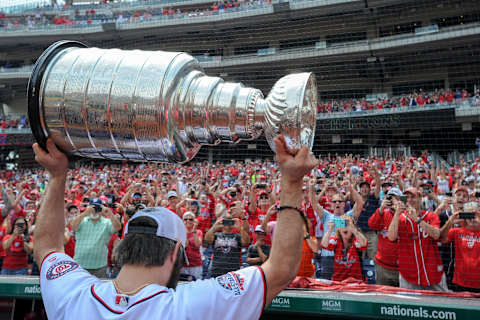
[40,252,266,319]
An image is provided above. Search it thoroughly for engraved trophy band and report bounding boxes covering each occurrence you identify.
[28,41,318,163]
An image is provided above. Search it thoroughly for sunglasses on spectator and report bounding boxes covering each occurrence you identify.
[332,200,344,203]
[259,196,269,200]
[183,218,194,222]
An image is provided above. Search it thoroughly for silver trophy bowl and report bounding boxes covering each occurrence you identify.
[28,41,317,163]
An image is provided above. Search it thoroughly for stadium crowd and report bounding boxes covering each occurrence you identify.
[0,0,271,29]
[1,149,480,293]
[0,115,29,130]
[317,88,480,114]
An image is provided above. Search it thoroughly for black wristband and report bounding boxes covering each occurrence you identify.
[278,206,310,236]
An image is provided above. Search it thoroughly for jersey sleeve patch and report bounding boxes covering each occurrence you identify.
[216,272,246,296]
[46,260,79,280]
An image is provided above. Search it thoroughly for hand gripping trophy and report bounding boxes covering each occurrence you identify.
[28,41,318,163]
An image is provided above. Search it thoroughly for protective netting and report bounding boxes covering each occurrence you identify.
[1,0,480,309]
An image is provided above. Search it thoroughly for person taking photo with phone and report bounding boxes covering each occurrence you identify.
[440,202,480,293]
[70,198,121,278]
[435,186,470,290]
[367,188,403,286]
[1,216,33,275]
[320,216,367,282]
[204,213,249,277]
[310,181,364,280]
[387,188,448,291]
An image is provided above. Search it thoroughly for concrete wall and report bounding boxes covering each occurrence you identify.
[3,98,27,117]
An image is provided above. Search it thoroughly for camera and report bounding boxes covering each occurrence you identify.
[459,212,475,220]
[386,195,392,201]
[422,188,431,195]
[222,219,234,226]
[445,192,453,197]
[257,184,266,189]
[94,205,102,213]
[230,191,237,197]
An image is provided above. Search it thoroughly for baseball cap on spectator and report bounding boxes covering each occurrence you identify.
[132,192,142,199]
[404,187,420,196]
[258,190,269,198]
[167,191,178,199]
[325,184,337,191]
[387,188,403,197]
[90,198,102,206]
[183,211,195,220]
[359,181,370,189]
[67,204,78,211]
[350,166,361,177]
[420,180,434,187]
[454,186,469,194]
[125,207,188,264]
[254,225,265,234]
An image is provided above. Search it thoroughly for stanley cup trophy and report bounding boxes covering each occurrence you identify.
[28,41,318,163]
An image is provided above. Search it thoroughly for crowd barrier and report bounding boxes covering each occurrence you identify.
[1,276,479,319]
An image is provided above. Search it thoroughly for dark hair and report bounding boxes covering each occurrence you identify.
[10,216,28,236]
[114,216,184,288]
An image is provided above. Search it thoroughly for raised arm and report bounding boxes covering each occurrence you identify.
[440,212,460,243]
[346,181,364,219]
[32,139,69,264]
[261,135,318,305]
[320,221,335,248]
[387,203,402,241]
[309,181,324,220]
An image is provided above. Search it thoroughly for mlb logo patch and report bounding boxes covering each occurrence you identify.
[115,295,129,307]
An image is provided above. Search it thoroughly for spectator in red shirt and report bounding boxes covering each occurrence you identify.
[368,188,401,286]
[181,211,203,280]
[321,216,368,282]
[1,216,33,275]
[387,188,448,291]
[0,218,7,271]
[165,191,179,216]
[440,202,480,293]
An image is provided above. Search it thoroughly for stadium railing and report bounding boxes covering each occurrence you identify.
[0,128,30,134]
[1,276,479,319]
[316,99,480,119]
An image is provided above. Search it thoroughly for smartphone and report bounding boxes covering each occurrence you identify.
[333,217,346,228]
[257,184,266,189]
[459,212,475,220]
[475,192,480,198]
[222,219,235,226]
[400,195,408,204]
[445,192,453,197]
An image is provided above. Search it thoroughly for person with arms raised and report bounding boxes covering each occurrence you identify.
[32,135,317,319]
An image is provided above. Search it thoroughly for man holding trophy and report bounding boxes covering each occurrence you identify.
[29,41,319,319]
